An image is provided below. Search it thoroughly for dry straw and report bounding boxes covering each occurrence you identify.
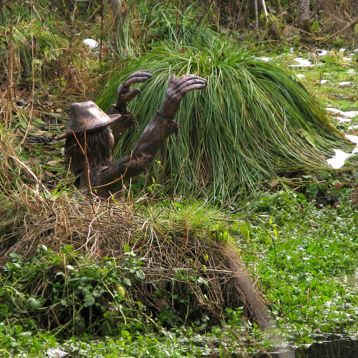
[0,178,272,328]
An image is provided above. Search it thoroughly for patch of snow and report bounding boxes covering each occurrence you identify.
[336,117,352,123]
[289,57,314,67]
[346,134,358,145]
[326,108,358,118]
[320,80,328,84]
[83,38,99,49]
[256,57,272,62]
[328,135,358,168]
[343,111,358,119]
[339,81,353,87]
[327,149,354,169]
[316,49,328,56]
[47,348,68,358]
[326,107,341,115]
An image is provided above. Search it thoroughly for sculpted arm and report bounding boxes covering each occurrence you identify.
[94,75,207,191]
[108,71,152,147]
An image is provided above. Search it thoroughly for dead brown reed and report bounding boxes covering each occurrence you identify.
[0,176,271,328]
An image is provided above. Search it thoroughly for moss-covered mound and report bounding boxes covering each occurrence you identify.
[0,191,271,334]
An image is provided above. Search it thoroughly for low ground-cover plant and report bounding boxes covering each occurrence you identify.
[0,188,356,356]
[0,190,271,335]
[238,188,358,344]
[0,246,148,336]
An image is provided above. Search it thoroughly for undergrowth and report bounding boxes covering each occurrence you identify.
[0,187,357,356]
[0,1,357,357]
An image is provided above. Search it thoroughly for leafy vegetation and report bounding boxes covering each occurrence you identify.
[242,188,358,343]
[0,188,357,356]
[0,0,357,357]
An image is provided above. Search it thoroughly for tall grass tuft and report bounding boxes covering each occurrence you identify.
[111,0,218,56]
[98,41,347,203]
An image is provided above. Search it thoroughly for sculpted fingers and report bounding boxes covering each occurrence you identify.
[160,74,207,119]
[121,71,152,88]
[167,75,207,101]
[120,88,141,103]
[117,71,152,105]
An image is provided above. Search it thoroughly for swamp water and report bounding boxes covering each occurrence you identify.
[259,268,358,358]
[258,337,358,358]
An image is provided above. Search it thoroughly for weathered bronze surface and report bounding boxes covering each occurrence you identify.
[64,72,207,194]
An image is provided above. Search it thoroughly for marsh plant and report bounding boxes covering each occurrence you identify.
[99,41,347,203]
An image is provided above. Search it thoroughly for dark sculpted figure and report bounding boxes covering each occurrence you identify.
[63,72,207,194]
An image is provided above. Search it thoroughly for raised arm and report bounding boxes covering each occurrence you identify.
[108,71,152,146]
[94,75,207,192]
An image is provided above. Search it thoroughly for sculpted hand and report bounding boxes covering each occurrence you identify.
[159,75,207,119]
[116,71,152,109]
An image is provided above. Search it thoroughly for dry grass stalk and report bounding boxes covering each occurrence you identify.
[0,185,271,327]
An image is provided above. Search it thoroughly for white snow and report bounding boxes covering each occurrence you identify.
[339,81,353,87]
[83,38,99,49]
[346,134,358,145]
[326,136,358,169]
[336,117,352,123]
[320,80,328,84]
[326,108,358,119]
[256,57,272,62]
[47,348,68,358]
[289,57,314,67]
[326,108,342,115]
[327,149,354,169]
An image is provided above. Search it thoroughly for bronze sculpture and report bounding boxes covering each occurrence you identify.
[63,71,207,194]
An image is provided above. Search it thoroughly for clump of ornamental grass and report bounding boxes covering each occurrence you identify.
[98,41,348,203]
[111,0,218,56]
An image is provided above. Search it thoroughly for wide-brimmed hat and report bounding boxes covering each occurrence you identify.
[57,101,121,139]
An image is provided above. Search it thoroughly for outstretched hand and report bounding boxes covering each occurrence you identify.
[160,75,207,119]
[116,71,152,108]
